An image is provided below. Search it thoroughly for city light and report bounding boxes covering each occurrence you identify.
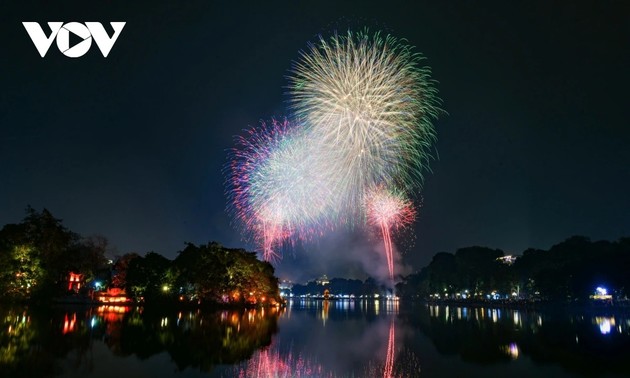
[591,286,613,301]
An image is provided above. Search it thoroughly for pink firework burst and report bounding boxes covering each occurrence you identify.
[225,118,339,261]
[365,186,417,282]
[226,119,296,261]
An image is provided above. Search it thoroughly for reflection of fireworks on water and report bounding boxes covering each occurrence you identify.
[365,345,422,378]
[365,186,417,282]
[235,346,333,378]
[233,318,420,377]
[226,119,339,260]
[383,319,395,378]
[289,30,439,216]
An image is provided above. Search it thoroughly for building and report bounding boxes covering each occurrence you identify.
[496,255,518,265]
[97,287,131,303]
[316,274,330,286]
[278,280,293,290]
[67,272,84,292]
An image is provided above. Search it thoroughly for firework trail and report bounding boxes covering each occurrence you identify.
[365,186,416,282]
[289,30,439,219]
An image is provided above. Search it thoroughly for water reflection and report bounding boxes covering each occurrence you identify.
[423,304,630,338]
[594,316,623,335]
[383,319,396,378]
[0,305,280,377]
[235,345,332,377]
[500,342,519,359]
[1,302,630,377]
[230,301,415,378]
[409,304,630,376]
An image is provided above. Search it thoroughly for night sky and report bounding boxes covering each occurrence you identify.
[1,1,629,282]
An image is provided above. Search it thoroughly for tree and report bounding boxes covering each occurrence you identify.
[454,246,504,294]
[126,252,172,300]
[0,207,82,299]
[170,242,280,305]
[111,253,141,288]
[0,244,44,300]
[427,252,457,294]
[64,235,109,283]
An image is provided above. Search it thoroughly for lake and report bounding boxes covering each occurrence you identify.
[1,300,629,377]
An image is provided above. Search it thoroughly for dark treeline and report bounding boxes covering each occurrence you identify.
[0,207,280,306]
[396,236,630,302]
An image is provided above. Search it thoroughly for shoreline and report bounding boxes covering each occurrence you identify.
[418,298,630,314]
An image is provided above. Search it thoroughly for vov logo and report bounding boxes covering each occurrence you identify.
[22,22,126,58]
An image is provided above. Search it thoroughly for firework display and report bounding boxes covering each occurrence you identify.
[365,186,416,282]
[226,30,439,268]
[226,119,340,260]
[289,30,439,215]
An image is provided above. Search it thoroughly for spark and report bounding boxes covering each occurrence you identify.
[226,30,439,263]
[365,185,416,281]
[226,119,339,260]
[289,30,439,218]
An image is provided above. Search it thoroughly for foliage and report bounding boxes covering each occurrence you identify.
[0,208,280,306]
[0,207,109,300]
[291,277,388,297]
[110,252,140,288]
[0,245,44,300]
[173,242,280,305]
[126,252,172,300]
[398,236,630,301]
[118,242,280,306]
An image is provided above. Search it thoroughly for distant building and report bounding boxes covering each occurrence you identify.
[278,280,293,298]
[590,287,613,302]
[316,274,330,286]
[279,280,293,290]
[496,255,518,265]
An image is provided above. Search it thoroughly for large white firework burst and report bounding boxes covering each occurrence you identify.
[288,30,440,219]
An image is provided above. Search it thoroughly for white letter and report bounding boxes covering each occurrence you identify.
[85,22,126,57]
[22,22,63,57]
[56,22,92,58]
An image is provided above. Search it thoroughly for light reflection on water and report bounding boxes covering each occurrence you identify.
[1,302,630,377]
[424,304,630,337]
[501,342,520,360]
[594,316,614,335]
[232,305,410,378]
